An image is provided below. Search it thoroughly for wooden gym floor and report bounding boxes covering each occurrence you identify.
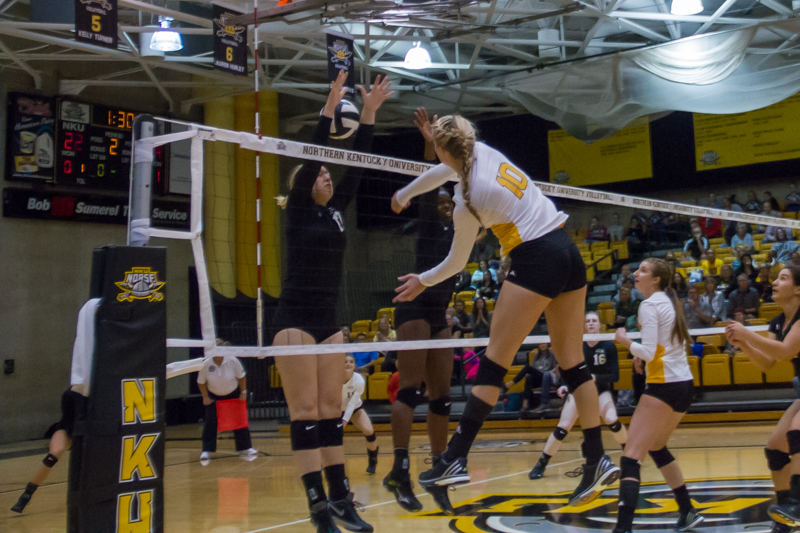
[0,422,781,532]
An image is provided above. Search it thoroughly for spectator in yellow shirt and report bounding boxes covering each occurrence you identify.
[700,248,723,277]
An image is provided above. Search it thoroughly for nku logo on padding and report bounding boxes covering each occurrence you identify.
[115,267,165,302]
[412,478,773,532]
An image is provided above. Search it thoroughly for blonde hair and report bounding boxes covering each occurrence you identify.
[275,164,304,210]
[433,115,485,238]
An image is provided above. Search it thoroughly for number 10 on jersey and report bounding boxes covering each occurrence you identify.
[496,163,528,199]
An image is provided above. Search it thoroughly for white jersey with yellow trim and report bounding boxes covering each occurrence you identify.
[395,142,568,288]
[629,291,694,384]
[341,372,365,422]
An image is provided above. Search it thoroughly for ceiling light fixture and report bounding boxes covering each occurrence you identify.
[404,42,431,70]
[670,0,704,16]
[149,17,183,52]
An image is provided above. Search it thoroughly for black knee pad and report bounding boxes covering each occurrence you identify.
[553,427,569,441]
[474,356,508,388]
[290,420,320,451]
[365,432,377,443]
[766,447,792,471]
[42,453,58,468]
[429,396,452,417]
[649,446,675,469]
[609,421,622,433]
[620,456,641,481]
[319,418,344,448]
[560,362,592,393]
[396,387,426,409]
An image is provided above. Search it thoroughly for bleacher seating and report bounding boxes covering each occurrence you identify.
[376,307,395,325]
[759,303,782,321]
[368,372,391,400]
[765,360,794,383]
[733,353,763,385]
[701,354,731,386]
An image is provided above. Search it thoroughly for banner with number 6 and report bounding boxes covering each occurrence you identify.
[213,5,248,76]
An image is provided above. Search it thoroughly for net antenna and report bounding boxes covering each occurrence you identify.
[253,0,264,347]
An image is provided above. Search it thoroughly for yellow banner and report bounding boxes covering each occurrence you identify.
[548,123,653,186]
[694,93,800,171]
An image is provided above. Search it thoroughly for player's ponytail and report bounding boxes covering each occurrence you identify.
[433,115,485,239]
[644,258,692,347]
[275,164,304,210]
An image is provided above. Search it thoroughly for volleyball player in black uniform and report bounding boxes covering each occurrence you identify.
[727,265,800,532]
[384,108,457,514]
[272,71,392,533]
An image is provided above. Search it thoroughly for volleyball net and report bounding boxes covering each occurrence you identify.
[128,116,798,379]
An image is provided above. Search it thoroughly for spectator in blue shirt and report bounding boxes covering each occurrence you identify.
[770,228,799,264]
[352,333,380,373]
[731,223,755,253]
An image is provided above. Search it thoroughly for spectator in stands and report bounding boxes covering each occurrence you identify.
[724,308,751,355]
[585,216,608,243]
[700,248,723,277]
[353,333,381,374]
[616,264,634,289]
[787,183,800,212]
[735,253,758,282]
[759,200,783,242]
[453,298,471,334]
[476,271,496,300]
[756,265,774,302]
[683,285,710,329]
[626,216,646,254]
[683,227,709,261]
[445,308,461,337]
[341,326,351,343]
[453,270,471,293]
[672,271,689,299]
[613,277,643,303]
[499,256,511,275]
[608,213,625,242]
[698,215,722,239]
[728,273,760,318]
[721,197,743,244]
[614,287,640,329]
[470,297,492,338]
[647,212,666,244]
[494,270,506,299]
[722,195,742,213]
[791,252,800,267]
[456,347,479,380]
[505,343,558,415]
[745,191,761,213]
[707,192,722,209]
[373,315,396,343]
[663,213,682,244]
[718,264,736,297]
[731,223,755,253]
[470,260,496,288]
[471,233,497,263]
[700,276,728,322]
[665,250,681,268]
[770,228,799,264]
[765,191,780,211]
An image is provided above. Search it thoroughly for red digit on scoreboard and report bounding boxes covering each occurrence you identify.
[64,132,72,151]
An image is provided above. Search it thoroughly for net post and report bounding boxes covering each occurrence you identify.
[254,0,264,347]
[129,115,156,247]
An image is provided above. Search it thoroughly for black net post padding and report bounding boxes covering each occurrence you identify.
[67,246,167,533]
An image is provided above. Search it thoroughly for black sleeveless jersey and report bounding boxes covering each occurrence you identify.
[582,340,620,394]
[768,306,800,378]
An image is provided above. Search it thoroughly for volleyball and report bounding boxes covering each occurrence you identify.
[325,99,360,140]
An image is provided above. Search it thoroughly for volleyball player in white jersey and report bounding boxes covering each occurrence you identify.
[391,115,619,508]
[342,355,379,474]
[613,258,702,532]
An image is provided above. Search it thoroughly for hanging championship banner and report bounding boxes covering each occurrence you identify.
[212,5,248,76]
[326,31,355,96]
[74,0,118,49]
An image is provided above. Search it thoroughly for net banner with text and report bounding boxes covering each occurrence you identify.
[548,123,653,186]
[694,92,800,171]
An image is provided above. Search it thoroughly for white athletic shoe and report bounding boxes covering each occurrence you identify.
[200,451,210,460]
[242,448,258,456]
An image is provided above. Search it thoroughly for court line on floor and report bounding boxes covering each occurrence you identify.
[242,453,609,533]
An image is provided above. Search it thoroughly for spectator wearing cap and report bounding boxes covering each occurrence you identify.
[728,274,760,318]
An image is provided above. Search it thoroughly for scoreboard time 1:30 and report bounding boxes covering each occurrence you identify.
[57,100,150,190]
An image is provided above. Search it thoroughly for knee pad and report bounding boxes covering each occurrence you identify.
[553,427,569,441]
[620,456,641,481]
[649,446,675,469]
[474,356,508,388]
[788,430,800,456]
[290,420,320,451]
[42,453,58,468]
[396,387,426,409]
[609,420,622,433]
[429,396,452,417]
[365,433,377,443]
[318,418,344,448]
[765,447,792,471]
[560,362,593,393]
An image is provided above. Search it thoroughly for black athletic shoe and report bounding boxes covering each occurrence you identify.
[366,448,378,475]
[529,457,548,480]
[10,492,32,514]
[310,501,343,533]
[329,493,373,533]
[675,508,704,531]
[568,454,620,506]
[425,484,455,515]
[383,471,423,512]
[770,503,800,528]
[419,456,470,488]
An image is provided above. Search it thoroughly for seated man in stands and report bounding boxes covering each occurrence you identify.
[698,215,722,239]
[608,213,624,242]
[352,333,381,374]
[612,277,643,303]
[728,273,760,319]
[452,298,472,335]
[700,248,723,277]
[683,285,714,329]
[585,216,608,243]
[614,287,640,329]
[700,276,728,323]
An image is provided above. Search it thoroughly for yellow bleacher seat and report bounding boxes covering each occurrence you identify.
[591,241,609,251]
[681,260,697,268]
[581,251,593,262]
[465,262,479,274]
[486,299,495,311]
[696,334,725,348]
[368,372,391,400]
[618,348,629,360]
[456,290,476,302]
[709,237,726,246]
[270,365,282,388]
[577,243,590,253]
[701,353,731,386]
[610,240,629,260]
[760,242,775,252]
[733,353,764,384]
[585,267,595,282]
[713,321,728,327]
[371,319,381,331]
[766,360,794,383]
[784,212,798,220]
[688,355,700,386]
[376,357,385,368]
[754,233,766,242]
[464,332,474,339]
[377,307,395,325]
[715,248,732,257]
[702,344,720,356]
[351,319,372,334]
[723,256,736,264]
[593,251,613,271]
[750,318,768,326]
[616,359,633,390]
[598,307,616,326]
[576,228,588,239]
[760,303,782,321]
[504,366,525,394]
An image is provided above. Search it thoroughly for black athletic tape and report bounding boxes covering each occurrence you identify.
[560,363,593,393]
[620,456,641,481]
[429,396,452,417]
[765,448,792,471]
[474,356,508,388]
[788,430,800,456]
[318,418,344,448]
[649,447,675,469]
[609,421,622,433]
[365,433,377,443]
[553,427,568,441]
[290,420,320,451]
[42,453,58,468]
[396,387,426,409]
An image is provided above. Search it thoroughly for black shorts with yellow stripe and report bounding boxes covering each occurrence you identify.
[505,227,586,299]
